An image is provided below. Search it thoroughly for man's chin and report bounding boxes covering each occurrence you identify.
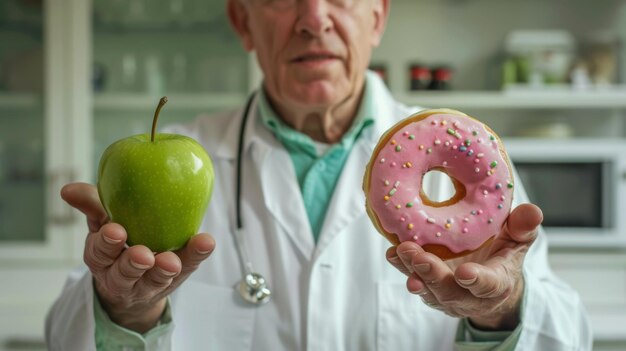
[289,94,341,109]
[287,81,351,107]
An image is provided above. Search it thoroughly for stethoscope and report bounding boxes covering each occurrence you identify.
[233,92,272,305]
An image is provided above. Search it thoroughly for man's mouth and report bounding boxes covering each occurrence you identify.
[292,53,339,63]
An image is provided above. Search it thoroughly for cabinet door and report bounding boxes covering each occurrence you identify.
[0,0,89,263]
[91,0,256,174]
[0,0,45,248]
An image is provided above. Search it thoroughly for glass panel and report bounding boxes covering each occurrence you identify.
[91,0,249,177]
[515,162,604,228]
[0,0,45,242]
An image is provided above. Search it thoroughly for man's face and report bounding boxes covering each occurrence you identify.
[229,0,388,110]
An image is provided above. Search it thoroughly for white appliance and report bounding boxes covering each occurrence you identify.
[505,138,626,248]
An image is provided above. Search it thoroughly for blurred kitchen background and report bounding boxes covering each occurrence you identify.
[1,0,626,350]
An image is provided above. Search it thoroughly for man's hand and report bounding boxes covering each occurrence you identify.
[385,203,543,331]
[61,182,216,333]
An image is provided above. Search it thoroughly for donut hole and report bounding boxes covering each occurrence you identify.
[420,169,466,207]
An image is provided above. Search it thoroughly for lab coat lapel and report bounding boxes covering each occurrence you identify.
[215,95,315,260]
[254,121,316,259]
[314,140,373,259]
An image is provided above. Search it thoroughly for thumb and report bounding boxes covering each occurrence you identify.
[504,203,543,244]
[176,233,216,269]
[61,182,109,231]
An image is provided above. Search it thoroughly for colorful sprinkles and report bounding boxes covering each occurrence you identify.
[369,112,512,254]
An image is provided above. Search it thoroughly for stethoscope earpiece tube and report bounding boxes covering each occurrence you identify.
[234,92,271,306]
[235,92,256,230]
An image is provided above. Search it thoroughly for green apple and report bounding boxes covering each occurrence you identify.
[97,97,214,252]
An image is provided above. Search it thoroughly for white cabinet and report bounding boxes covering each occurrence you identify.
[0,1,96,349]
[0,0,86,264]
[0,0,91,348]
[0,0,95,260]
[0,0,256,348]
[0,0,257,261]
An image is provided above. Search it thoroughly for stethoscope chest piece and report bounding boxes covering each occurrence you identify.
[234,93,272,306]
[238,272,271,305]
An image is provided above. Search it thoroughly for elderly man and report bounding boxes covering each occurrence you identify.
[46,0,591,350]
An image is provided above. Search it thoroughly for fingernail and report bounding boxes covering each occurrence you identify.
[458,277,477,286]
[158,267,177,277]
[413,263,430,274]
[196,249,211,255]
[130,260,151,270]
[409,288,428,296]
[103,235,122,245]
[387,255,401,265]
[397,249,417,260]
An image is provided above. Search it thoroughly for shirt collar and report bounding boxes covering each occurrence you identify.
[258,76,375,155]
[214,70,411,160]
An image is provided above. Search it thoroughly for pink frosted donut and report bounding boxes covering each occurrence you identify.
[363,109,514,260]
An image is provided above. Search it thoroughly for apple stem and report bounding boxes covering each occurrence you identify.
[151,96,168,142]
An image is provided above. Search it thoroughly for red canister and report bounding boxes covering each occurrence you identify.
[429,66,453,90]
[409,64,431,90]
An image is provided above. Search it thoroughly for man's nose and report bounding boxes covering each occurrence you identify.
[295,0,334,38]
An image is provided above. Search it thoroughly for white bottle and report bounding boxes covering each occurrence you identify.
[170,53,187,92]
[145,55,165,96]
[121,53,138,92]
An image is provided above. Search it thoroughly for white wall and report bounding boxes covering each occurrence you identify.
[374,0,626,92]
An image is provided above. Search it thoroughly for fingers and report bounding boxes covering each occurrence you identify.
[405,275,429,296]
[61,183,109,231]
[388,243,448,306]
[394,241,425,275]
[104,245,155,294]
[505,203,543,244]
[138,252,182,292]
[401,252,463,316]
[84,223,127,274]
[406,276,444,311]
[402,250,465,304]
[177,233,216,275]
[89,230,215,302]
[389,223,530,321]
[94,234,213,305]
[455,261,513,299]
[386,246,411,276]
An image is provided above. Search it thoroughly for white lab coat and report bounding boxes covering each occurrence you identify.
[46,73,592,351]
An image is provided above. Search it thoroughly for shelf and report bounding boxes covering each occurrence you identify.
[94,92,247,111]
[0,93,41,109]
[92,20,227,35]
[397,90,626,109]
